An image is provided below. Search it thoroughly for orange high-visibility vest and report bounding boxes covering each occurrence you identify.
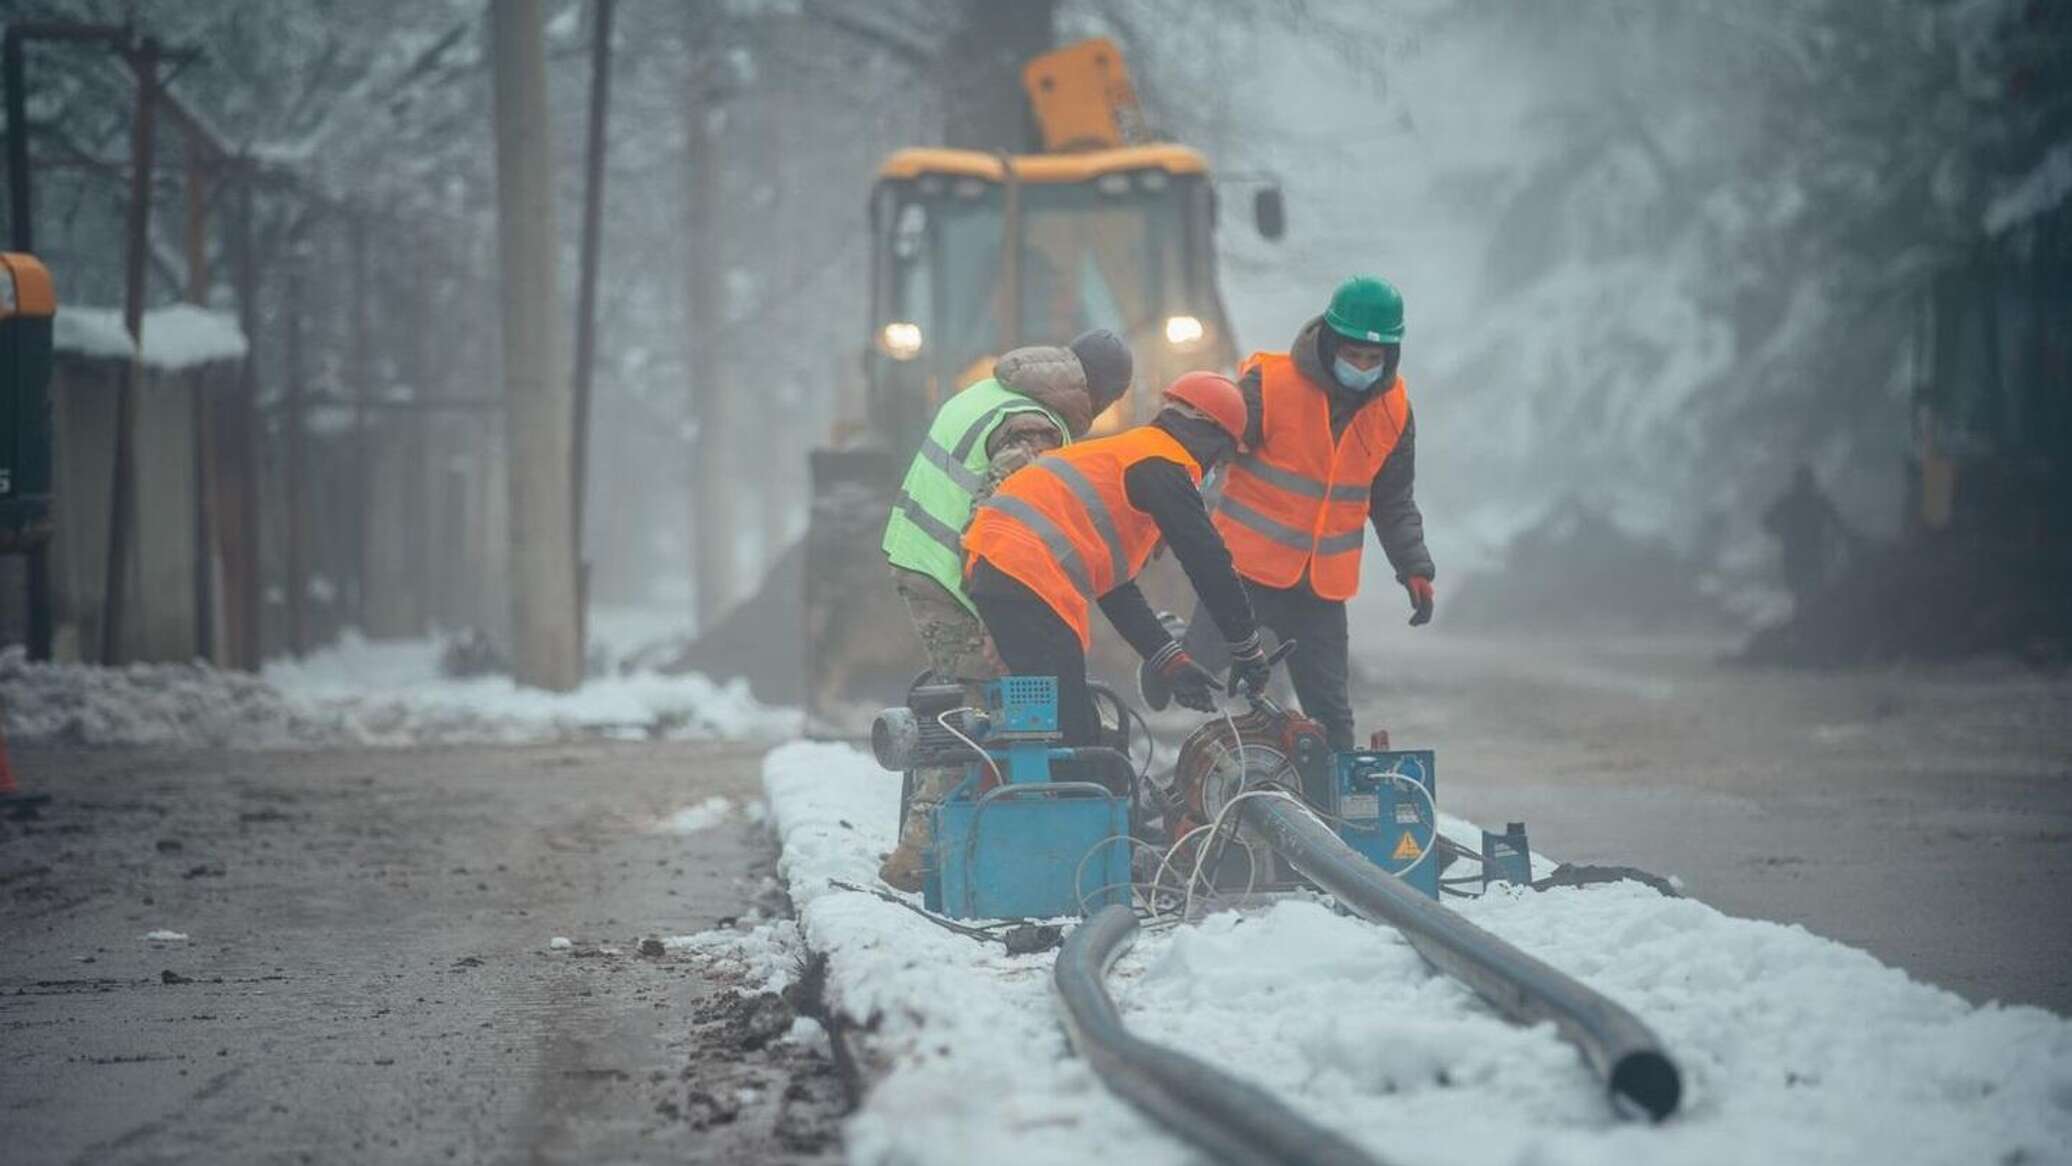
[1212,352,1410,599]
[964,426,1203,649]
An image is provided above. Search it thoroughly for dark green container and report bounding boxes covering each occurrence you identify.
[0,252,55,547]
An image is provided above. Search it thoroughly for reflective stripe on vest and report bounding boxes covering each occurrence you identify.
[882,378,1069,615]
[1211,351,1409,600]
[964,426,1202,649]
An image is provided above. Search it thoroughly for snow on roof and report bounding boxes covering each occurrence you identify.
[53,304,250,371]
[1984,141,2072,236]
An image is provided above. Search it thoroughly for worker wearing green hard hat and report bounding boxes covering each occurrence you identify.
[1161,275,1435,752]
[1323,275,1406,345]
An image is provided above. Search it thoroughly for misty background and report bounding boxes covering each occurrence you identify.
[4,0,2061,663]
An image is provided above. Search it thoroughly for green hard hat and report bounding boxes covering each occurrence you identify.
[1323,276,1405,345]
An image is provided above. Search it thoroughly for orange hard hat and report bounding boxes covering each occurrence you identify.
[1160,371,1249,451]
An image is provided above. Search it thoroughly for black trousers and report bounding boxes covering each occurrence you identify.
[1185,578,1354,751]
[969,559,1099,747]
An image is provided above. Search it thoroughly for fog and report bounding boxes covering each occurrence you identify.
[3,0,2063,672]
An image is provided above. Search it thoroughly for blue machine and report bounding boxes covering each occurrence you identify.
[1327,749,1439,899]
[1481,821,1533,888]
[922,677,1133,921]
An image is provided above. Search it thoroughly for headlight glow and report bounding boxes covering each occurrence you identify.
[880,321,923,361]
[1164,314,1205,348]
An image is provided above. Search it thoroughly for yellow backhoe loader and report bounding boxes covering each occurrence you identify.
[690,39,1283,732]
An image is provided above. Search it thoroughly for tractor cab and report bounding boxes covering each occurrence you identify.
[863,144,1241,463]
[793,38,1280,733]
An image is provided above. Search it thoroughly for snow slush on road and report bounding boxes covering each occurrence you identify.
[698,738,2072,1165]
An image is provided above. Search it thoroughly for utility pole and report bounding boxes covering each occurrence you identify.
[489,0,581,690]
[102,34,161,665]
[572,0,616,657]
[225,169,262,668]
[284,263,308,658]
[348,213,371,632]
[184,133,215,663]
[684,0,730,629]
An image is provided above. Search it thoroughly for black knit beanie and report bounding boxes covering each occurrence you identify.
[1069,329,1134,413]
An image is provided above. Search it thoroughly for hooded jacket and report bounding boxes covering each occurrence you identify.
[1235,317,1436,586]
[972,344,1107,499]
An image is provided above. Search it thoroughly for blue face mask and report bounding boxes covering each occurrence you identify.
[1334,355,1387,393]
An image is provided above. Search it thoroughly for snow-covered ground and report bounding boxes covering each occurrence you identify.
[726,741,2072,1166]
[0,628,796,749]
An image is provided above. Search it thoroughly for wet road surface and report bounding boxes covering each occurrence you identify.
[1346,624,2072,1013]
[0,741,839,1165]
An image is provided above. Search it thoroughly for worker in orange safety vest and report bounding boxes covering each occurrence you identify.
[964,373,1274,749]
[1175,276,1436,751]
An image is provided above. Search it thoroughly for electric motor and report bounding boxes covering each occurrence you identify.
[871,682,977,771]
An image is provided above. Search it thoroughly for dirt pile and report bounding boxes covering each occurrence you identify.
[1740,535,2071,666]
[1449,500,1734,633]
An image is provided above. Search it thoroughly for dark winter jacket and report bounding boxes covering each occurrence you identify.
[1237,317,1436,585]
[967,412,1260,658]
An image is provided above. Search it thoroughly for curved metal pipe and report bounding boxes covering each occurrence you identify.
[1242,798,1682,1121]
[1053,905,1389,1166]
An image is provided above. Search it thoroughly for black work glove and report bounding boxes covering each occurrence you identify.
[1225,632,1272,697]
[1145,640,1222,714]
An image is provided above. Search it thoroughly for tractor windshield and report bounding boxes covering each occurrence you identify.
[876,170,1200,391]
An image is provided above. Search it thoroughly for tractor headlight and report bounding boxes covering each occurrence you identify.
[1164,314,1205,349]
[879,321,923,361]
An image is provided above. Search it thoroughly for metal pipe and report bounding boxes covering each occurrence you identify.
[1053,905,1389,1166]
[1242,798,1683,1121]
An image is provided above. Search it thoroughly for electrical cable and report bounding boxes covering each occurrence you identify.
[937,707,1002,788]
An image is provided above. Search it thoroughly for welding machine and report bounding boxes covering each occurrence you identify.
[1328,750,1439,899]
[1164,646,1448,900]
[871,676,1133,921]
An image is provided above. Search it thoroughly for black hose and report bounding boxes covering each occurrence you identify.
[1242,799,1683,1122]
[1053,905,1391,1166]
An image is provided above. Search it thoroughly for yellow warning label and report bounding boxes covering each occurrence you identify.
[1392,831,1423,862]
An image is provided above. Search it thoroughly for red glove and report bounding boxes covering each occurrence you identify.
[1405,577,1435,626]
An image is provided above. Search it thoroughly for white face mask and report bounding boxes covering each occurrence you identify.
[1334,355,1387,392]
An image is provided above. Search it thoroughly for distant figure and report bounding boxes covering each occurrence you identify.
[1763,465,1854,606]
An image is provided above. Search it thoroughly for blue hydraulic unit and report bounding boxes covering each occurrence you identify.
[871,676,1133,921]
[1327,749,1439,900]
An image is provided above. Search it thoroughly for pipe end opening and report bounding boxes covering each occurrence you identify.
[1610,1050,1682,1122]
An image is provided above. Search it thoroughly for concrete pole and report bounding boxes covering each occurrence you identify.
[684,0,730,630]
[571,0,616,657]
[489,0,581,691]
[102,35,160,666]
[184,135,216,664]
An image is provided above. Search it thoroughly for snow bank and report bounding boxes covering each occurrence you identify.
[760,742,2072,1166]
[0,632,796,749]
[53,304,249,371]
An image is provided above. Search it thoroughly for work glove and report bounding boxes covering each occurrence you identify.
[1225,632,1272,697]
[1405,576,1435,627]
[1143,641,1222,714]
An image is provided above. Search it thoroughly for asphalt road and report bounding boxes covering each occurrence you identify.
[1343,622,2072,1013]
[4,625,2066,1165]
[0,741,838,1166]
